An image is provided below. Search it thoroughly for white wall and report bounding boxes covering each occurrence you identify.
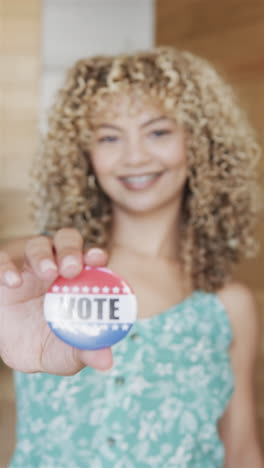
[41,0,155,129]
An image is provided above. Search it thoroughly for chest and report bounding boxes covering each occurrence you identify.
[107,249,191,320]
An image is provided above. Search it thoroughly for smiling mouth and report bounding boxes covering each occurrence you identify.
[118,171,165,190]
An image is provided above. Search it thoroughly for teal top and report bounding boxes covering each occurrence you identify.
[9,291,235,468]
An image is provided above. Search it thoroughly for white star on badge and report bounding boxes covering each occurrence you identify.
[62,286,69,293]
[82,286,89,293]
[52,285,60,292]
[72,286,79,293]
[101,324,108,331]
[102,286,110,293]
[85,266,91,270]
[90,326,100,335]
[122,324,129,331]
[112,286,120,293]
[92,286,100,293]
[112,324,119,331]
[122,286,130,293]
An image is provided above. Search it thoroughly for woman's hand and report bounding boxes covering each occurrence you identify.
[0,228,113,375]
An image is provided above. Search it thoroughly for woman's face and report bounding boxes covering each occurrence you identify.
[89,93,188,215]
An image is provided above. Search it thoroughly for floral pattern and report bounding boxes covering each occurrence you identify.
[9,291,234,467]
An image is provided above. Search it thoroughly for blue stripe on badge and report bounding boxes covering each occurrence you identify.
[48,321,134,350]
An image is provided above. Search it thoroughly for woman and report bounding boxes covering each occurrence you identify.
[0,46,263,467]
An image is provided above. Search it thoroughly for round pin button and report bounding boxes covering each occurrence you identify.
[43,266,137,350]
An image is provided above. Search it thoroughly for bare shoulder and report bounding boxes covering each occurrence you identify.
[216,281,261,355]
[216,282,264,464]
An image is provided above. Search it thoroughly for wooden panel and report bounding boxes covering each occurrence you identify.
[3,17,39,52]
[0,190,34,239]
[256,292,264,447]
[0,56,39,84]
[234,78,264,291]
[156,0,264,447]
[156,0,264,284]
[3,0,39,16]
[0,0,40,240]
[156,0,264,69]
[0,364,16,468]
[0,4,40,464]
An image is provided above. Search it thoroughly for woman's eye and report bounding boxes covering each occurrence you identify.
[150,129,171,137]
[98,135,119,143]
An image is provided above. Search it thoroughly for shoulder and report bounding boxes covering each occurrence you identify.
[216,282,264,463]
[216,280,256,304]
[216,281,260,329]
[216,281,260,363]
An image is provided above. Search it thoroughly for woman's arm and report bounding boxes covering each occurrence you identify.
[217,282,264,467]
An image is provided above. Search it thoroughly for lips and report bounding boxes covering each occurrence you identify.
[118,171,164,190]
[119,171,163,180]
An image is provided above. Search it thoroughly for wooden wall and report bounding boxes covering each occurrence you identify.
[155,1,264,287]
[0,1,40,464]
[156,0,264,446]
[0,0,155,245]
[0,0,39,242]
[0,0,263,464]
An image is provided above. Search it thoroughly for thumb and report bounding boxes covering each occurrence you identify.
[78,347,114,371]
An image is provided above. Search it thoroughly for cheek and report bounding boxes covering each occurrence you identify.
[89,151,113,178]
[162,139,187,169]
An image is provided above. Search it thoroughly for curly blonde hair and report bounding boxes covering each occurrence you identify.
[30,46,263,291]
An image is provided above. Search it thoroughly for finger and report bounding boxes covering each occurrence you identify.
[84,247,109,267]
[0,251,22,288]
[39,327,114,375]
[77,347,114,371]
[24,236,58,280]
[53,228,84,278]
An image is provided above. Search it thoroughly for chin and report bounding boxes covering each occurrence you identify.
[113,196,171,215]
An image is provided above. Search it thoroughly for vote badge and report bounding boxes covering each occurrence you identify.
[44,266,137,350]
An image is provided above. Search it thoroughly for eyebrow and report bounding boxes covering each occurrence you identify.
[94,116,170,131]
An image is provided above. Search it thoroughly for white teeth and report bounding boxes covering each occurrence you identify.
[122,173,160,183]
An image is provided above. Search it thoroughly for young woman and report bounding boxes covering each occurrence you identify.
[0,46,263,467]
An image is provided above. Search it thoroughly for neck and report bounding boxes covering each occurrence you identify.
[108,201,183,261]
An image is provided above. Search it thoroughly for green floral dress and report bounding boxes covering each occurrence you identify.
[9,291,234,467]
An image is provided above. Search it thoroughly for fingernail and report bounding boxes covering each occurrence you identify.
[40,259,57,273]
[4,271,21,286]
[88,350,113,370]
[61,255,79,270]
[86,248,104,258]
[98,363,114,373]
[98,356,114,371]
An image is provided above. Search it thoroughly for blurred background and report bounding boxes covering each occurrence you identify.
[0,0,263,465]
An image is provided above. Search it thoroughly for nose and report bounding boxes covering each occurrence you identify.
[123,135,151,167]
